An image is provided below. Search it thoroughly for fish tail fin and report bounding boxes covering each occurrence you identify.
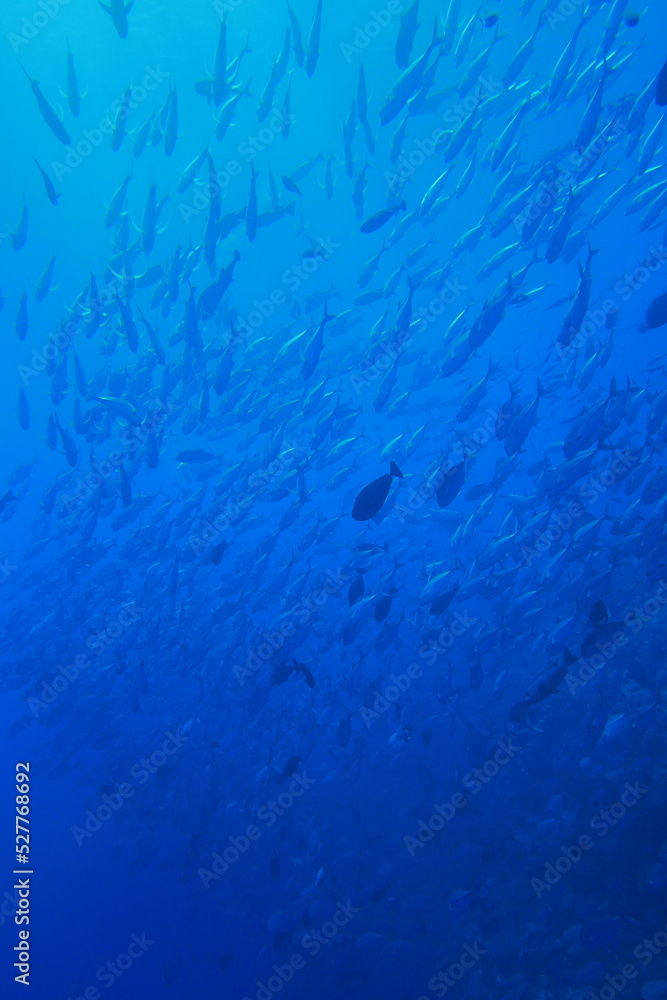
[390,460,404,479]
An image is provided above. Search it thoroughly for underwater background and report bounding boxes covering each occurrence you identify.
[1,0,667,998]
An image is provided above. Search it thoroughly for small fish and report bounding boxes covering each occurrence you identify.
[35,256,55,303]
[598,713,627,745]
[33,160,60,207]
[246,162,258,242]
[305,0,323,78]
[294,659,315,688]
[429,585,459,616]
[211,542,226,565]
[374,588,397,622]
[111,87,132,152]
[65,42,81,117]
[282,174,302,196]
[18,389,30,431]
[99,0,134,38]
[348,572,365,606]
[590,599,608,627]
[360,200,407,234]
[639,290,667,330]
[11,199,28,251]
[18,62,71,145]
[164,89,178,156]
[287,3,305,67]
[175,450,217,464]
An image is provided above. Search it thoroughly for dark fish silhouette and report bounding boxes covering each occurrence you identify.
[175,449,217,464]
[429,585,459,616]
[437,460,465,508]
[639,290,667,330]
[99,0,134,38]
[360,200,406,233]
[590,599,608,627]
[352,461,404,520]
[657,56,667,106]
[348,572,365,606]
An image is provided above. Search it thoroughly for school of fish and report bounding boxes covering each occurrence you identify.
[2,0,667,997]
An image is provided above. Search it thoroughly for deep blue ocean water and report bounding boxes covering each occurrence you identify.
[1,0,667,998]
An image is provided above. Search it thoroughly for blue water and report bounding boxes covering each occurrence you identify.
[1,0,667,998]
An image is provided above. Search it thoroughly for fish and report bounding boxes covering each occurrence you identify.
[18,389,30,431]
[174,450,218,464]
[639,291,667,331]
[99,0,134,38]
[111,87,132,152]
[281,174,302,196]
[11,199,28,251]
[246,162,258,242]
[305,0,323,78]
[3,8,667,987]
[164,89,178,156]
[657,56,667,106]
[18,62,71,145]
[65,42,82,117]
[360,200,407,233]
[35,256,56,303]
[33,159,61,207]
[352,461,404,520]
[395,0,420,69]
